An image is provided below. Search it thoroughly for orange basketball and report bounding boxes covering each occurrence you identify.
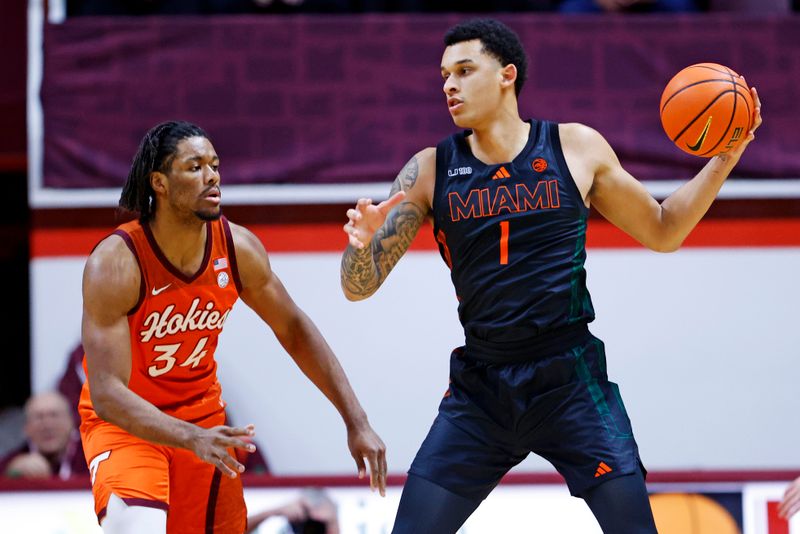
[660,63,754,157]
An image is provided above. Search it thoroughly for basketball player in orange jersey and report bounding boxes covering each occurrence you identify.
[341,19,761,534]
[80,121,387,534]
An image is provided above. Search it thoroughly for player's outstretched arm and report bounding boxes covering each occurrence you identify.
[232,224,388,495]
[82,236,255,478]
[340,148,435,301]
[581,86,762,252]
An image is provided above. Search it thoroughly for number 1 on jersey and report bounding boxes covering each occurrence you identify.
[499,221,509,265]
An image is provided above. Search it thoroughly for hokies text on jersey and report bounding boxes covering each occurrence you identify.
[139,297,232,343]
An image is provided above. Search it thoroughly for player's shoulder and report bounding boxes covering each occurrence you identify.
[558,122,604,143]
[226,221,268,262]
[558,123,613,155]
[224,221,271,286]
[83,234,141,308]
[226,220,258,246]
[85,233,137,275]
[409,147,436,174]
[416,146,436,160]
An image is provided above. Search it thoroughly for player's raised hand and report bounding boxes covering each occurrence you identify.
[721,85,762,162]
[347,424,388,497]
[343,191,406,249]
[189,424,257,478]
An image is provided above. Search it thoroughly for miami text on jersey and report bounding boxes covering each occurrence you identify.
[449,180,560,222]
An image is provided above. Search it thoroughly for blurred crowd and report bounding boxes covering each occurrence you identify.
[66,0,797,16]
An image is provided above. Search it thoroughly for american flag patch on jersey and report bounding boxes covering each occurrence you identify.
[213,257,228,271]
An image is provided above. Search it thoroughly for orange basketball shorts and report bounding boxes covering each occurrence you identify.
[81,410,246,534]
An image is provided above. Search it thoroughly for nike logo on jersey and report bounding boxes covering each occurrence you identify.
[152,284,171,296]
[686,116,712,152]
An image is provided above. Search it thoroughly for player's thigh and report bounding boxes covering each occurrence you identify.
[409,414,527,502]
[102,494,167,534]
[526,376,644,497]
[167,443,246,534]
[83,423,171,524]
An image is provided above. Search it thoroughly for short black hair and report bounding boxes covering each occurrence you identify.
[444,18,528,97]
[119,121,208,221]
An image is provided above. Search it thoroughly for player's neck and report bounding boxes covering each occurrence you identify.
[467,112,529,165]
[147,210,209,274]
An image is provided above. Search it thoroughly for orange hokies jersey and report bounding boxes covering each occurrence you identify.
[79,217,241,428]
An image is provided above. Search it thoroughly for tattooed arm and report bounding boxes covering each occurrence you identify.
[340,148,436,301]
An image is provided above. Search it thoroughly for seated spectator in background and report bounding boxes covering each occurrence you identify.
[0,391,88,479]
[246,487,339,534]
[780,476,800,521]
[558,0,700,12]
[57,343,86,427]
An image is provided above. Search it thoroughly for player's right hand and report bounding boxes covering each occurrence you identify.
[343,191,406,249]
[189,424,256,478]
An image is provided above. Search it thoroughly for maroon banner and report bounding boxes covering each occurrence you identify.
[42,14,800,190]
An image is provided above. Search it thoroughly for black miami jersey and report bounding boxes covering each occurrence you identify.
[431,119,595,345]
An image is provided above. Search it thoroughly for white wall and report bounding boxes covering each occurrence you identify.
[31,247,800,474]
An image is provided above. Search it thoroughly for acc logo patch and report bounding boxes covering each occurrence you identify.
[532,158,548,173]
[217,271,229,289]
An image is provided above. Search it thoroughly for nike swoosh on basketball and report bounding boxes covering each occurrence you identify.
[151,284,171,296]
[686,116,713,151]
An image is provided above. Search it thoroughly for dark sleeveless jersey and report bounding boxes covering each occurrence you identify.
[431,119,595,345]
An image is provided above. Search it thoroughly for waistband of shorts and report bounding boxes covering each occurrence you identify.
[463,322,591,364]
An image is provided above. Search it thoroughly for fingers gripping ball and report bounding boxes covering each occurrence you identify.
[660,63,754,157]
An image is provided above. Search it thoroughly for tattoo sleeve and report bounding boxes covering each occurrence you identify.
[390,156,418,196]
[341,157,426,299]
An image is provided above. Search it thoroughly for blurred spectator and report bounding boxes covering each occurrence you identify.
[57,344,85,427]
[0,391,88,479]
[780,476,800,521]
[247,487,339,534]
[558,0,700,12]
[707,0,790,12]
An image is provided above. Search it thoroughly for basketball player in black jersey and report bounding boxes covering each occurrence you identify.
[340,18,761,534]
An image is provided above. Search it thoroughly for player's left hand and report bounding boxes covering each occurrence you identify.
[779,476,800,520]
[719,84,762,163]
[347,424,387,497]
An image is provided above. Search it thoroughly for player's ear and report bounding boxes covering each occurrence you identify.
[500,64,517,90]
[150,171,167,195]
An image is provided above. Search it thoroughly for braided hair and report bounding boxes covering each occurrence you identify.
[119,121,209,221]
